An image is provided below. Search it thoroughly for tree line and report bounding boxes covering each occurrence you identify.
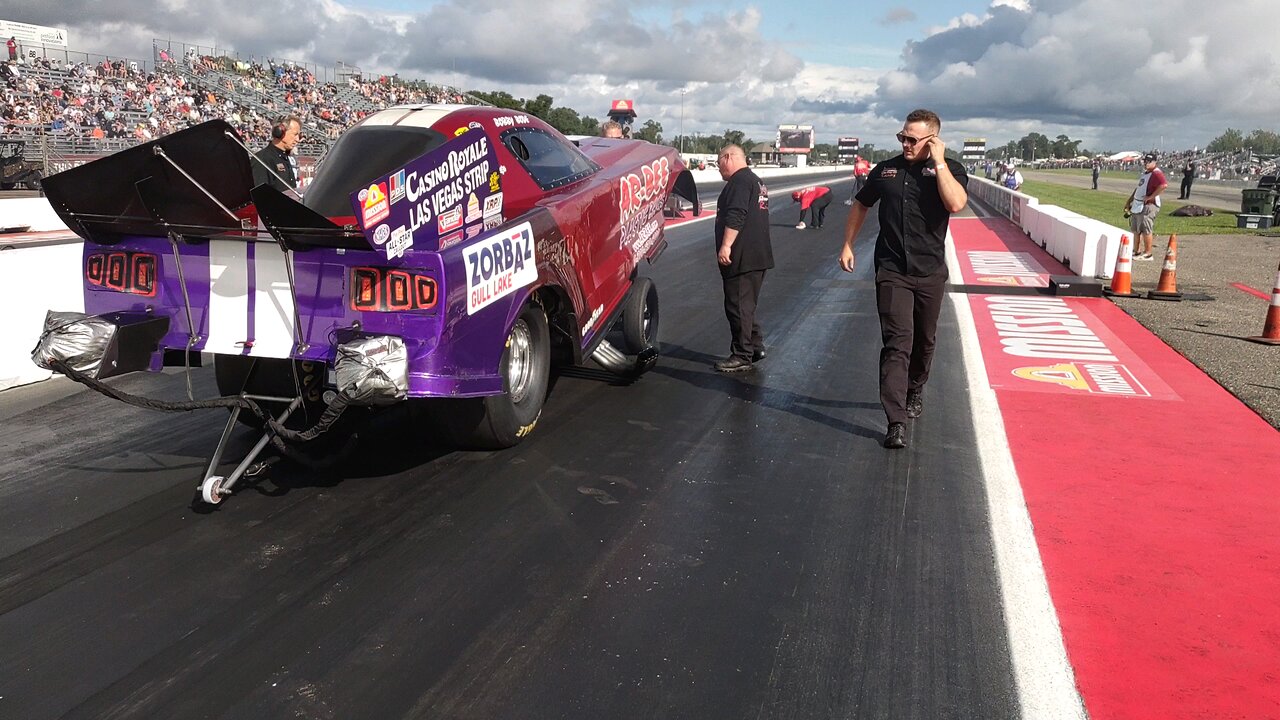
[1206,128,1280,156]
[986,133,1087,162]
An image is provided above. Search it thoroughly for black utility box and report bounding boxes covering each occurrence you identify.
[1050,275,1105,297]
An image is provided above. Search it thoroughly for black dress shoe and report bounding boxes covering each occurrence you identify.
[752,348,767,362]
[714,356,753,373]
[906,389,924,418]
[883,422,906,449]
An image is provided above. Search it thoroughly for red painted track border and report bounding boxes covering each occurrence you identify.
[952,217,1280,720]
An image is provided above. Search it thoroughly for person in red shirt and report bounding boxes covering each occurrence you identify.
[846,156,873,205]
[791,185,832,229]
[6,37,16,62]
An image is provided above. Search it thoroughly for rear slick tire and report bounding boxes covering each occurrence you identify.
[444,303,550,449]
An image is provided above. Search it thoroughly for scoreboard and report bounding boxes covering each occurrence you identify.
[962,138,987,161]
[837,137,860,162]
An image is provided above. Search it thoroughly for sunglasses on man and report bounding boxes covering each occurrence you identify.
[896,133,935,146]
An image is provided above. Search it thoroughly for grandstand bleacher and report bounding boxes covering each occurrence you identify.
[1,38,485,177]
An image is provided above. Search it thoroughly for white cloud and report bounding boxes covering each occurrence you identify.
[858,0,1280,148]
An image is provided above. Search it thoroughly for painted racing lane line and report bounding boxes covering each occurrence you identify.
[945,235,1088,720]
[1230,281,1270,301]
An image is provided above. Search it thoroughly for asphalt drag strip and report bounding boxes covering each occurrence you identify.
[0,190,1023,719]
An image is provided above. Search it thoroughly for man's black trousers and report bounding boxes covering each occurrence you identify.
[1181,176,1192,199]
[875,267,946,424]
[723,270,765,360]
[807,194,831,227]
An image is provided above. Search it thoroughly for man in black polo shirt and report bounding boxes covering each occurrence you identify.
[252,115,302,193]
[838,109,968,449]
[713,144,774,372]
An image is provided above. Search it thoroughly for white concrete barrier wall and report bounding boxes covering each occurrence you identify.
[0,238,85,391]
[970,177,1127,279]
[2,197,70,231]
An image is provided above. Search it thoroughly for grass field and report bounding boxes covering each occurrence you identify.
[1018,180,1269,235]
[1027,167,1140,182]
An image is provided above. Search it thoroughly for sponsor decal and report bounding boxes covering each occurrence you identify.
[389,169,406,205]
[758,182,769,210]
[387,225,412,259]
[469,121,482,130]
[464,221,538,315]
[1011,362,1149,397]
[483,214,503,230]
[582,304,604,336]
[483,192,503,217]
[974,296,1174,399]
[489,171,501,192]
[967,250,1047,287]
[437,206,463,233]
[465,224,483,239]
[351,133,498,251]
[454,126,469,136]
[618,156,671,224]
[537,236,571,269]
[360,182,390,228]
[465,192,481,223]
[439,230,464,250]
[881,168,898,178]
[372,223,391,246]
[922,166,937,177]
[492,114,530,128]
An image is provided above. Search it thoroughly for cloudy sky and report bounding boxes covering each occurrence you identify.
[5,0,1279,153]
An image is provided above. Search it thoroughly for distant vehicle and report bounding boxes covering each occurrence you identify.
[0,140,42,190]
[37,106,700,505]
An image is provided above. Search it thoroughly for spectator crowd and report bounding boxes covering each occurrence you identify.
[1,43,474,158]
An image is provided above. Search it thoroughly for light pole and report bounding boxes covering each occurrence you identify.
[680,89,685,155]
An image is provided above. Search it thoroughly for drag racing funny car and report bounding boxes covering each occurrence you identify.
[33,105,699,505]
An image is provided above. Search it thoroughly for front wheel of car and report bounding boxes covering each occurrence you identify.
[443,302,550,449]
[621,277,659,354]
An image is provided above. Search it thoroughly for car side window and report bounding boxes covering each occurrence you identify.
[502,128,599,190]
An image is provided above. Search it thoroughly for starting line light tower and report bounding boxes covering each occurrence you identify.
[608,100,637,135]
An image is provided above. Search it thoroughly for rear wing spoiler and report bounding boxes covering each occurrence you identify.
[41,120,256,245]
[250,185,367,251]
[41,119,368,251]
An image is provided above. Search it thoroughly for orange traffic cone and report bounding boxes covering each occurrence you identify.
[1246,260,1280,345]
[1147,234,1183,301]
[1103,234,1137,297]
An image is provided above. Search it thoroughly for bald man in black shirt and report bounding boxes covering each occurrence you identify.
[839,109,968,449]
[713,144,775,372]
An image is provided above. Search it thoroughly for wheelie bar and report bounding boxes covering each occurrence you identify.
[199,395,303,505]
